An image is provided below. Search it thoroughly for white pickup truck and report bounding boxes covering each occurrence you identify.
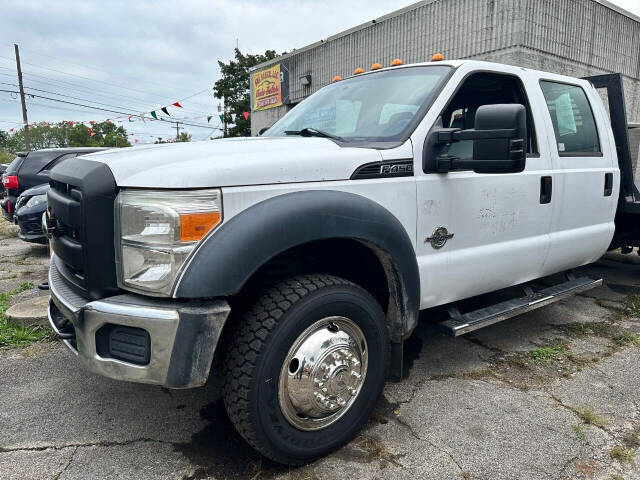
[45,59,639,465]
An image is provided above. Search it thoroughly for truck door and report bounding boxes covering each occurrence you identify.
[537,79,617,272]
[415,68,553,309]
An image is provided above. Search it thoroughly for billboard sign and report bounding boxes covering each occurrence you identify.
[252,63,289,111]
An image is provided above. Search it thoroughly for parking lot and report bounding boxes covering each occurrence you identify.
[1,215,639,480]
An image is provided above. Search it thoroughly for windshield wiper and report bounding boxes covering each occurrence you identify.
[284,127,345,142]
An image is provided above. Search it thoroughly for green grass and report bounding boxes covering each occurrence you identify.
[572,424,586,440]
[0,282,53,350]
[0,225,19,239]
[613,332,640,348]
[610,445,635,463]
[624,295,640,318]
[624,429,640,449]
[559,321,618,338]
[532,344,566,361]
[575,407,608,428]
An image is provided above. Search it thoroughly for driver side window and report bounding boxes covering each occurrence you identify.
[443,72,538,159]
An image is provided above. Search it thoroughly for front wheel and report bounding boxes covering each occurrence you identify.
[223,274,390,465]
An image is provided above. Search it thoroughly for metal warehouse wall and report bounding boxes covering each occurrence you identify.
[250,0,640,135]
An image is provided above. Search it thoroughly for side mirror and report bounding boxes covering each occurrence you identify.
[424,104,527,174]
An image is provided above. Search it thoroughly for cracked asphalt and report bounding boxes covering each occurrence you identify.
[1,217,640,480]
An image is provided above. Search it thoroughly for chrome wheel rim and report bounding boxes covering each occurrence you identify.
[278,316,368,431]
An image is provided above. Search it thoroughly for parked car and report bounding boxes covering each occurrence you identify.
[1,147,108,221]
[45,60,639,465]
[0,163,9,198]
[14,183,48,244]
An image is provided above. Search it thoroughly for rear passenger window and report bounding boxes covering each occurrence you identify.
[540,81,601,155]
[42,153,78,172]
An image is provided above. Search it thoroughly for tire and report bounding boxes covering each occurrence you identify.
[223,274,390,465]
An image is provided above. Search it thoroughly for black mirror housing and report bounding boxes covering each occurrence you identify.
[472,104,526,173]
[424,103,527,174]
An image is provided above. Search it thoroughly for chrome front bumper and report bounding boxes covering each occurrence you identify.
[48,256,230,388]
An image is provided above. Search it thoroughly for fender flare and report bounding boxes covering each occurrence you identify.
[175,190,420,340]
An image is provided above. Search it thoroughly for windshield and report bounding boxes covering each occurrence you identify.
[265,65,452,147]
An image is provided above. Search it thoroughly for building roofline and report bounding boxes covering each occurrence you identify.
[595,0,640,23]
[250,0,434,71]
[250,0,640,72]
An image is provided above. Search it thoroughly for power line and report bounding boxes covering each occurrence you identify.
[0,55,216,114]
[0,62,216,117]
[21,84,218,125]
[197,125,224,141]
[13,45,209,100]
[0,99,214,138]
[8,44,219,110]
[0,89,217,129]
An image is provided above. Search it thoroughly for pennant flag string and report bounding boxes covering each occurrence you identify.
[161,107,170,116]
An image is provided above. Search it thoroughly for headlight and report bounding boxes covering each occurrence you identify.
[115,189,222,296]
[25,194,47,209]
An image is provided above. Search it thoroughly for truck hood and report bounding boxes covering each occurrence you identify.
[83,137,383,188]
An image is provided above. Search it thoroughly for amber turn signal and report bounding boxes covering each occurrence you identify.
[353,68,365,74]
[390,58,403,66]
[180,212,221,242]
[431,53,445,61]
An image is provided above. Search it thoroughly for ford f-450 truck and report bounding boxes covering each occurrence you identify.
[45,60,640,465]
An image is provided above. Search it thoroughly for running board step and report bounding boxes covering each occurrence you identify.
[437,276,603,337]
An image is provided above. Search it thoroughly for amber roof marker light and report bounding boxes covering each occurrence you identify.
[353,67,365,75]
[370,63,382,70]
[332,75,343,82]
[431,53,445,61]
[390,58,404,66]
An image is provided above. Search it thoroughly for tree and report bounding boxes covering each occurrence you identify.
[154,131,191,144]
[214,48,278,137]
[176,131,191,142]
[0,121,130,154]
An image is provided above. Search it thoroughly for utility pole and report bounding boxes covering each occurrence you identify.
[218,101,228,137]
[14,43,29,151]
[175,121,180,140]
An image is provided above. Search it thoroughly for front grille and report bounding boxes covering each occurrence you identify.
[20,220,41,235]
[48,157,119,300]
[50,257,89,312]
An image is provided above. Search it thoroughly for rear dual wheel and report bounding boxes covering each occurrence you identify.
[223,274,389,465]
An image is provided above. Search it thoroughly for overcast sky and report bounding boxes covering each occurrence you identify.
[0,0,638,144]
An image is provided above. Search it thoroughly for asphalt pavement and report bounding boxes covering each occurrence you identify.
[1,218,639,480]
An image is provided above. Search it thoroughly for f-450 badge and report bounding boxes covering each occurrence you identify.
[380,163,413,175]
[425,227,454,249]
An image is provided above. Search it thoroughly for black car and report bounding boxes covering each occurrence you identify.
[1,147,108,221]
[0,163,9,198]
[14,183,48,244]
